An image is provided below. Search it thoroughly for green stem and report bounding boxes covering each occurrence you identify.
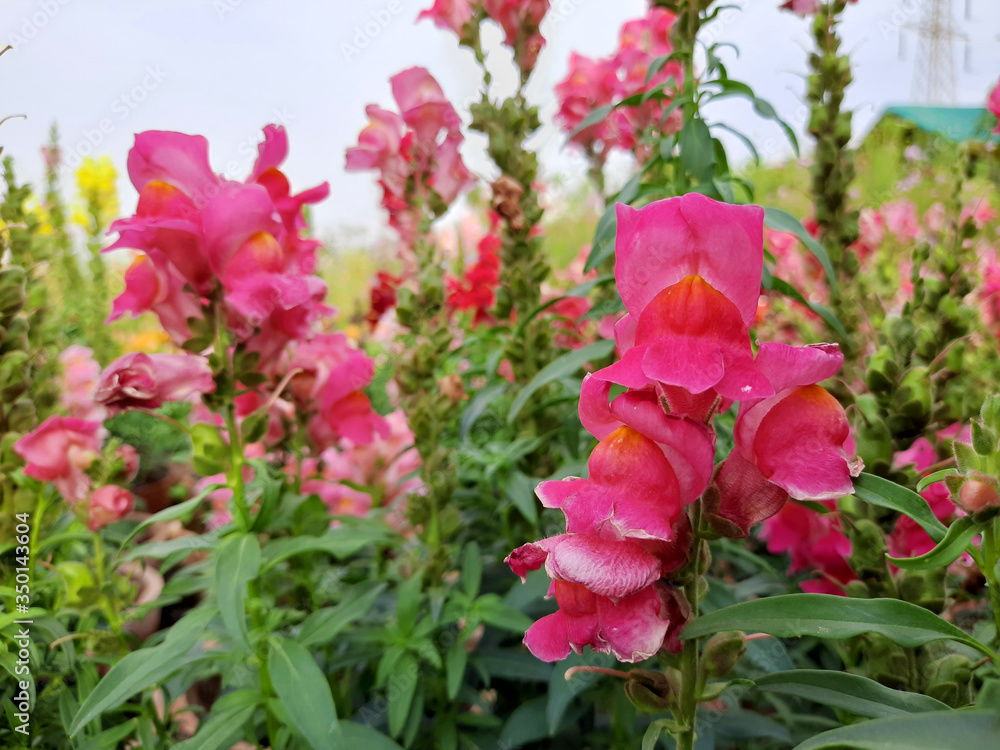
[676,501,704,750]
[223,403,250,531]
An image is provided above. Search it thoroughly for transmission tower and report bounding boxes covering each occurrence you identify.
[902,0,970,105]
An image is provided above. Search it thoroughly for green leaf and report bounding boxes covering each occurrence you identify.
[475,595,534,633]
[339,723,403,749]
[507,339,616,424]
[116,485,221,558]
[463,542,482,598]
[713,122,760,164]
[506,470,539,524]
[567,104,613,141]
[389,652,419,737]
[916,469,959,492]
[396,567,425,635]
[679,117,716,181]
[459,382,506,440]
[547,651,614,734]
[268,636,341,750]
[497,696,550,748]
[583,203,618,272]
[75,719,140,750]
[752,97,799,156]
[68,608,214,736]
[764,207,837,292]
[792,710,1000,750]
[755,670,950,718]
[260,526,393,571]
[887,516,983,570]
[446,638,469,700]
[298,583,386,648]
[215,533,261,650]
[173,690,259,750]
[853,473,948,543]
[682,594,995,659]
[762,268,848,339]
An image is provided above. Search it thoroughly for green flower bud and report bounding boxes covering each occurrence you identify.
[702,631,746,678]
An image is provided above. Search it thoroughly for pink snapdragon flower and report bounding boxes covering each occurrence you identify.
[107,126,329,353]
[480,0,550,73]
[14,416,104,503]
[881,199,921,241]
[59,345,107,423]
[418,0,475,36]
[95,352,215,414]
[87,485,135,531]
[593,195,773,412]
[988,78,1000,135]
[289,333,389,448]
[760,500,855,595]
[346,68,472,246]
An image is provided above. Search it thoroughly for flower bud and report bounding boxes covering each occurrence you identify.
[958,479,1000,513]
[702,631,746,678]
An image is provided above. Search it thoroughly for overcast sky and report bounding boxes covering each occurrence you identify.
[3,0,999,244]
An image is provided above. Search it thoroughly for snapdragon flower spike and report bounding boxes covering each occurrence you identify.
[709,342,854,535]
[107,126,329,351]
[593,195,773,418]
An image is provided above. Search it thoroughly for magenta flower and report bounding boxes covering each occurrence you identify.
[391,67,462,150]
[345,105,408,194]
[710,343,854,534]
[418,0,475,37]
[95,353,215,414]
[521,580,681,663]
[107,126,329,353]
[14,416,103,503]
[87,485,135,531]
[989,78,1000,135]
[480,0,550,73]
[594,195,772,414]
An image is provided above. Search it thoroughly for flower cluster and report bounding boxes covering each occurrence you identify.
[555,8,684,164]
[106,125,330,360]
[507,194,856,662]
[444,219,502,326]
[419,0,550,74]
[345,67,472,248]
[16,346,138,531]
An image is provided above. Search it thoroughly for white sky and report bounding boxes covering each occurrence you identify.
[3,0,999,245]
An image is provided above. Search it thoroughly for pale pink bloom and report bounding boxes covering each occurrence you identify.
[95,353,215,413]
[390,67,462,149]
[87,485,135,531]
[923,202,947,235]
[59,345,107,422]
[881,199,921,240]
[417,0,474,36]
[14,416,103,503]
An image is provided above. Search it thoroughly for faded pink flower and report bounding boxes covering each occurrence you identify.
[418,0,475,36]
[87,485,134,531]
[95,353,215,413]
[14,416,103,503]
[59,345,107,422]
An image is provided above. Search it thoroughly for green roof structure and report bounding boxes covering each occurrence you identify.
[879,105,999,143]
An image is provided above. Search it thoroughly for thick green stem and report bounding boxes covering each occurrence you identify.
[676,501,704,750]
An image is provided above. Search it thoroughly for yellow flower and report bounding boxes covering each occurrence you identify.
[22,196,53,235]
[124,329,172,353]
[75,156,120,231]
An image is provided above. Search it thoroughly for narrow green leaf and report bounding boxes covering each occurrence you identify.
[340,723,403,749]
[916,468,958,492]
[792,710,1000,750]
[298,583,386,648]
[506,470,539,524]
[679,117,716,181]
[68,608,214,736]
[459,382,507,440]
[583,203,618,272]
[446,639,468,700]
[755,670,950,718]
[396,567,425,635]
[887,516,983,570]
[172,690,259,750]
[763,207,837,292]
[75,719,140,750]
[507,339,616,424]
[853,473,947,542]
[260,527,393,571]
[567,105,613,141]
[215,533,261,650]
[682,594,995,660]
[763,271,848,339]
[475,595,534,633]
[268,636,341,750]
[388,652,419,737]
[462,542,482,599]
[116,485,220,558]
